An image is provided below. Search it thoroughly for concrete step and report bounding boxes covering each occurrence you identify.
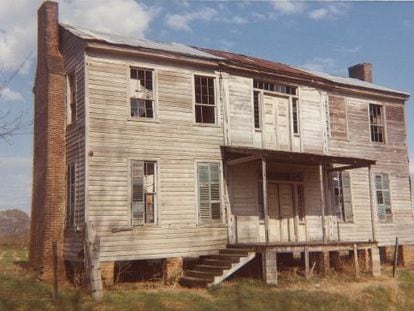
[184,269,216,281]
[179,276,208,288]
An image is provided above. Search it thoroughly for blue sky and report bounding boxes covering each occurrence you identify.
[0,0,413,213]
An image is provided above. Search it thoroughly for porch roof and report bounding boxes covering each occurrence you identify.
[221,146,376,170]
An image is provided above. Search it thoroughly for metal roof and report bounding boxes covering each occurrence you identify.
[60,24,222,60]
[61,23,409,97]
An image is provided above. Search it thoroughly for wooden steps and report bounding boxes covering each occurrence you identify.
[179,248,256,288]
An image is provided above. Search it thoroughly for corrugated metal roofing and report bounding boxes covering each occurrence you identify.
[61,23,409,97]
[60,24,222,60]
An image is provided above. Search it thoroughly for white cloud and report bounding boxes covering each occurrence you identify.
[271,1,305,15]
[308,3,349,21]
[302,57,342,74]
[0,0,156,75]
[60,0,157,38]
[166,7,218,32]
[0,87,24,102]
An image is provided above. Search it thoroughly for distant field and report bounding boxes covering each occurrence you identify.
[2,245,414,310]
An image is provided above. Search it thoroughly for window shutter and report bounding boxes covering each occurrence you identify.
[375,173,392,222]
[210,164,221,220]
[341,171,353,222]
[198,164,210,223]
[131,160,144,225]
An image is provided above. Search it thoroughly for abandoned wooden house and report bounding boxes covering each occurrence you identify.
[30,1,414,289]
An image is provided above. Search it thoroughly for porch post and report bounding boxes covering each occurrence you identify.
[368,165,377,242]
[319,164,327,243]
[262,157,269,243]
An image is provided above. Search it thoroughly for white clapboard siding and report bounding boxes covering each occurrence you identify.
[85,52,227,261]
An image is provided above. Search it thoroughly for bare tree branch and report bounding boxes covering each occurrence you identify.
[0,54,33,141]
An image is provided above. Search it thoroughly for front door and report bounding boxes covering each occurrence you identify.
[267,183,296,242]
[263,94,291,151]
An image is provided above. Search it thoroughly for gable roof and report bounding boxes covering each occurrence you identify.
[60,23,409,98]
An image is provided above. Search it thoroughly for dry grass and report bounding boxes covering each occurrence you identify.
[2,245,414,310]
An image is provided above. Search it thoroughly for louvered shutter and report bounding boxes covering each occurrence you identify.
[341,171,353,222]
[131,160,144,225]
[198,164,211,223]
[210,164,221,220]
[375,173,392,222]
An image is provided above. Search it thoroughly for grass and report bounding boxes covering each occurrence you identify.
[2,245,414,310]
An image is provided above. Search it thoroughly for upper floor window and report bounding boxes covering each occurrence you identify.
[332,171,353,222]
[253,91,261,130]
[130,67,155,119]
[131,160,156,225]
[66,162,76,229]
[194,75,216,124]
[66,73,76,125]
[292,98,299,135]
[369,103,385,143]
[197,163,221,223]
[375,173,392,223]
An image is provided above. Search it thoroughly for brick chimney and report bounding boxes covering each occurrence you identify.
[348,63,372,83]
[30,0,66,281]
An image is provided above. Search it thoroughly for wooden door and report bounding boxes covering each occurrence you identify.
[267,183,296,242]
[263,94,291,151]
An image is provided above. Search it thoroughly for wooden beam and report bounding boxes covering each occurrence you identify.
[227,155,261,166]
[304,246,310,279]
[262,157,269,243]
[328,164,368,172]
[368,165,377,242]
[353,244,360,277]
[319,164,327,244]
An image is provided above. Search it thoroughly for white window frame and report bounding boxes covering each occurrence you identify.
[66,72,77,126]
[192,73,219,126]
[374,172,393,223]
[195,160,223,225]
[128,158,159,226]
[368,102,387,144]
[127,66,158,122]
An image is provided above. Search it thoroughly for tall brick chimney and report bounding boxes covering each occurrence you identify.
[30,0,66,281]
[348,63,372,83]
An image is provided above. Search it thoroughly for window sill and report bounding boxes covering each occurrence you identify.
[193,122,221,128]
[128,117,159,124]
[197,222,227,228]
[255,129,262,133]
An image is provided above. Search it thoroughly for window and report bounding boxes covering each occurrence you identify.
[66,73,76,124]
[253,91,261,130]
[131,160,156,225]
[194,75,216,124]
[332,171,353,222]
[292,98,299,135]
[369,104,385,143]
[130,67,155,119]
[66,163,76,228]
[296,184,305,222]
[375,173,392,222]
[253,79,297,95]
[197,163,221,223]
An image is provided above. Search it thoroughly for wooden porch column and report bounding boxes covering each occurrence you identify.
[262,157,269,243]
[368,165,377,242]
[319,164,327,243]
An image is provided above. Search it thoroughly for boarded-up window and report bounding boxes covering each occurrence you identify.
[332,171,353,222]
[130,67,155,119]
[198,163,221,223]
[194,75,216,124]
[369,104,385,143]
[66,163,76,228]
[131,160,156,225]
[375,173,392,223]
[329,96,347,140]
[66,73,76,125]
